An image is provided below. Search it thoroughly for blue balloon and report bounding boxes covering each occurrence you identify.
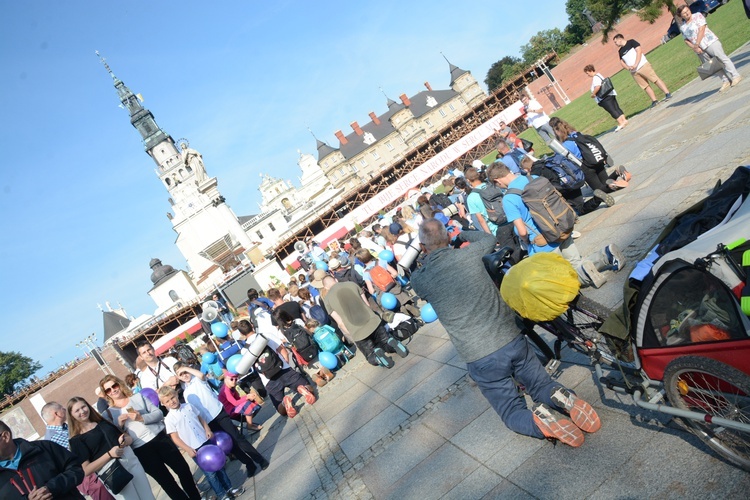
[379,250,395,263]
[202,352,217,364]
[380,292,398,310]
[196,444,226,472]
[225,354,243,374]
[319,351,338,370]
[420,303,438,323]
[211,322,229,338]
[315,261,329,271]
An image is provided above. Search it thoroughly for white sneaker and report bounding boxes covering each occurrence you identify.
[731,75,742,87]
[719,81,731,93]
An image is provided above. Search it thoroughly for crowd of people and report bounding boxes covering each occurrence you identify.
[4,18,742,496]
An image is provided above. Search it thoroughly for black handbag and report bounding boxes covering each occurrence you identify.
[97,423,134,494]
[595,75,614,99]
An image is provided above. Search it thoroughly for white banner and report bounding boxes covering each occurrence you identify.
[314,102,524,245]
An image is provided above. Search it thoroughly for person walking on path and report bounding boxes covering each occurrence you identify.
[520,93,555,144]
[410,220,601,447]
[676,3,741,92]
[584,64,628,131]
[614,34,672,108]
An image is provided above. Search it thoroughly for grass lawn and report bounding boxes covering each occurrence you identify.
[519,0,750,151]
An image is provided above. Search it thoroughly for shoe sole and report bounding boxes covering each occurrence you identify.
[606,244,626,272]
[387,338,409,358]
[593,189,615,207]
[297,385,317,405]
[283,396,297,418]
[551,390,601,433]
[616,166,632,182]
[373,348,394,368]
[533,414,584,447]
[580,261,607,288]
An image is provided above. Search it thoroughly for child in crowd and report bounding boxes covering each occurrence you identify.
[218,370,263,431]
[159,386,244,500]
[303,319,336,387]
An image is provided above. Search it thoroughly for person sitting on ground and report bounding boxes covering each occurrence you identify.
[159,386,245,500]
[0,420,85,500]
[355,248,420,317]
[304,319,337,386]
[217,369,263,432]
[488,163,626,289]
[246,328,317,418]
[321,275,408,368]
[410,219,601,447]
[518,156,605,217]
[494,140,527,174]
[549,117,630,194]
[173,362,269,477]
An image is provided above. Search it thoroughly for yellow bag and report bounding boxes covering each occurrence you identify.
[500,252,580,322]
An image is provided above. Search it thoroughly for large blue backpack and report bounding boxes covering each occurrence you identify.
[542,154,586,191]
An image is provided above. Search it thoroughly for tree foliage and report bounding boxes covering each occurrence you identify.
[593,0,678,41]
[520,28,571,65]
[484,55,522,91]
[0,351,42,395]
[565,0,594,45]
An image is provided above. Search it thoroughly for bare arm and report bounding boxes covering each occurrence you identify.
[512,219,528,242]
[330,311,351,336]
[179,365,205,381]
[633,46,644,70]
[475,213,491,234]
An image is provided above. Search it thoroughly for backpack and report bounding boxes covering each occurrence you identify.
[472,184,507,225]
[391,317,421,343]
[507,176,576,244]
[541,154,585,191]
[429,193,454,211]
[572,133,608,167]
[248,299,273,332]
[369,264,396,292]
[283,323,319,362]
[334,266,365,288]
[507,148,527,168]
[253,345,284,379]
[313,324,343,353]
[308,304,329,326]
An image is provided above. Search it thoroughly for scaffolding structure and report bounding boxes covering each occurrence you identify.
[273,54,555,262]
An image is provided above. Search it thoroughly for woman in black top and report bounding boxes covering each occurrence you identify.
[67,397,154,500]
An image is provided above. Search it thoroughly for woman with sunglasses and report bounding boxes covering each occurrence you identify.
[67,397,153,499]
[99,375,200,500]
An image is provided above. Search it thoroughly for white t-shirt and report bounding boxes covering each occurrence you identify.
[164,403,209,450]
[183,376,224,423]
[523,98,550,128]
[138,357,178,391]
[591,73,617,104]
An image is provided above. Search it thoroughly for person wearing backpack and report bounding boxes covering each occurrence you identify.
[488,163,626,288]
[549,118,631,195]
[465,166,522,264]
[355,248,421,317]
[495,140,525,174]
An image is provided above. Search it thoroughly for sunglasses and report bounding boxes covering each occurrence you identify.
[225,376,238,381]
[104,383,120,394]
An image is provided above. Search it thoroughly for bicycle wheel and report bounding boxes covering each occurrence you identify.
[663,356,750,471]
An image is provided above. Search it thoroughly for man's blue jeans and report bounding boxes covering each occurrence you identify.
[467,335,563,438]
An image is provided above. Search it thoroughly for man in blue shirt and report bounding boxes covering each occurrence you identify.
[488,163,626,288]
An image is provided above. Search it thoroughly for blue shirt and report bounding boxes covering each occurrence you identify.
[0,446,21,470]
[466,183,498,235]
[563,135,583,160]
[502,175,559,255]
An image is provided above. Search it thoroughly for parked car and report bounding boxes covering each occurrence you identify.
[662,0,725,44]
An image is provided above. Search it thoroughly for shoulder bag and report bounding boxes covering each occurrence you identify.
[595,74,614,99]
[97,422,134,495]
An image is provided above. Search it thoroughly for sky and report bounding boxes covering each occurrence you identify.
[0,1,570,378]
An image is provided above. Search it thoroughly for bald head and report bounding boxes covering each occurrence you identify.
[322,276,337,290]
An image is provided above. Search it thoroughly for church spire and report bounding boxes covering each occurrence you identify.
[96,51,170,152]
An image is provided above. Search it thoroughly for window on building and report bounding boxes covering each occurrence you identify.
[256,231,263,240]
[165,178,171,186]
[168,290,179,302]
[398,136,404,144]
[425,119,433,127]
[352,164,358,173]
[459,98,466,104]
[332,173,338,182]
[186,166,193,174]
[449,103,456,111]
[385,141,394,151]
[439,109,446,117]
[371,151,380,160]
[269,223,275,231]
[358,159,366,167]
[339,167,346,176]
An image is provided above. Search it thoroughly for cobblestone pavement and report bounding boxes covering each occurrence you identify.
[152,43,750,500]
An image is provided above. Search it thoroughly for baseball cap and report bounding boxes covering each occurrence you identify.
[389,222,403,234]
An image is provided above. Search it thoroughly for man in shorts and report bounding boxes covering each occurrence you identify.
[614,34,671,108]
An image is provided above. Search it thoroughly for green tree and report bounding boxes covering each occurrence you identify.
[485,55,522,91]
[0,351,42,395]
[565,0,594,45]
[592,0,677,41]
[521,28,571,64]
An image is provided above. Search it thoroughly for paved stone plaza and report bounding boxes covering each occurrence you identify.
[153,43,750,500]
